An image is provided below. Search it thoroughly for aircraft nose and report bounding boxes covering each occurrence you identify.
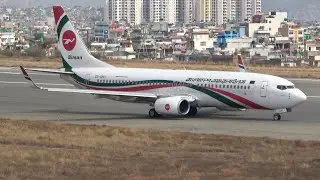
[293,89,307,106]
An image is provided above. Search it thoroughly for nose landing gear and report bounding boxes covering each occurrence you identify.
[273,108,292,121]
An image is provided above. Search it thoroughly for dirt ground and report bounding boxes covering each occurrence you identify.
[0,119,320,180]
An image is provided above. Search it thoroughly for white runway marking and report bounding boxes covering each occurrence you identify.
[0,67,15,70]
[289,78,320,82]
[0,81,72,86]
[0,72,58,76]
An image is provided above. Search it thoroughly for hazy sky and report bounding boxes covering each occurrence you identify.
[5,0,320,21]
[6,0,105,7]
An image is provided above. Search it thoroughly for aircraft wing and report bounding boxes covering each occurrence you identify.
[23,68,74,75]
[20,66,197,103]
[20,66,157,99]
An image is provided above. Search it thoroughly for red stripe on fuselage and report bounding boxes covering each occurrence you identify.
[77,82,180,92]
[74,79,268,110]
[209,88,269,110]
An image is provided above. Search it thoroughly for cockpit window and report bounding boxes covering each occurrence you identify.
[277,85,286,90]
[277,85,295,90]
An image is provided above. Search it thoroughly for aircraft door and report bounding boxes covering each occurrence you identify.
[260,81,268,97]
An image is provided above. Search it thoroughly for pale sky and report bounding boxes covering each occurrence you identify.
[6,0,104,8]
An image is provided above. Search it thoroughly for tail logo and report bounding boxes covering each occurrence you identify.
[62,30,76,51]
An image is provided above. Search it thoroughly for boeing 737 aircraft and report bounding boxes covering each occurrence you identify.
[20,6,308,121]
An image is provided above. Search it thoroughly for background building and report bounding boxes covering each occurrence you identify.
[149,0,179,24]
[106,0,143,25]
[142,0,150,23]
[105,0,263,26]
[236,0,262,24]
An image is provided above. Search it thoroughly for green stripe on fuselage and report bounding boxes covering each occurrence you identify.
[70,74,245,108]
[189,85,245,108]
[71,75,173,87]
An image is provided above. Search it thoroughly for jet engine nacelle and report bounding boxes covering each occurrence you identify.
[155,96,190,115]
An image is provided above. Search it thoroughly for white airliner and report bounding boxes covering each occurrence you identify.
[20,6,308,121]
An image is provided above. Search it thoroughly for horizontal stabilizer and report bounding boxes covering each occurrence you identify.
[23,68,74,75]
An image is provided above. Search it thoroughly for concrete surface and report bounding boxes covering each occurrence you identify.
[1,67,320,140]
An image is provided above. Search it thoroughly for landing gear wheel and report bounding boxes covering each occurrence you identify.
[273,114,281,121]
[186,107,198,117]
[149,108,160,118]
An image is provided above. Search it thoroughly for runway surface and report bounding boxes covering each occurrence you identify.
[1,67,320,141]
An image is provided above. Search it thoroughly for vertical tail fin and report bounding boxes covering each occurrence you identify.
[53,6,114,70]
[237,54,246,72]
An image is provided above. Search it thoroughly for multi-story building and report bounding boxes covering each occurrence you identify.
[94,22,109,41]
[105,0,111,23]
[183,0,198,24]
[142,0,150,23]
[235,0,262,24]
[149,0,179,24]
[106,0,262,26]
[251,0,262,16]
[221,0,236,23]
[197,0,236,26]
[198,0,211,23]
[246,11,288,38]
[106,0,143,25]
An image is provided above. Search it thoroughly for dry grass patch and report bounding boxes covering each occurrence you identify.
[0,119,320,180]
[1,57,320,79]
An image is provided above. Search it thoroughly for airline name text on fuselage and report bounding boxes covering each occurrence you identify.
[186,78,246,84]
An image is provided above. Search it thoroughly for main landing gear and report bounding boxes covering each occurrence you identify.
[186,107,198,117]
[273,113,281,121]
[149,108,160,118]
[148,106,198,118]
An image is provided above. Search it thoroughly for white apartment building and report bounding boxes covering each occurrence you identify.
[247,12,288,38]
[197,0,261,26]
[142,0,150,23]
[105,0,262,26]
[106,0,143,25]
[184,0,198,24]
[236,0,262,24]
[149,0,179,24]
[221,0,236,23]
[251,0,262,16]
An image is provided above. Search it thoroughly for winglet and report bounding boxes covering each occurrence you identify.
[237,54,246,72]
[20,66,41,89]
